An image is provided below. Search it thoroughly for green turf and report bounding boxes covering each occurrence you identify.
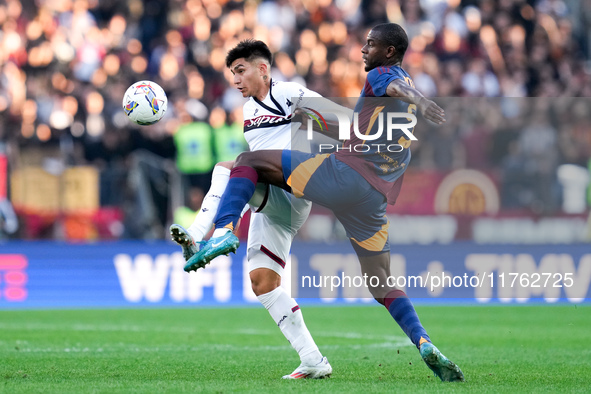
[0,305,590,393]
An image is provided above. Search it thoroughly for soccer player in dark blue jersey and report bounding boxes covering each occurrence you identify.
[186,23,464,382]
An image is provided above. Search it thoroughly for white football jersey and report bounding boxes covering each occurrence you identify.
[242,80,321,152]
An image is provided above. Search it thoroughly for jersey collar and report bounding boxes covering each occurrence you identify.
[253,79,286,116]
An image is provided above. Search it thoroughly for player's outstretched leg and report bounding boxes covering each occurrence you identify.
[361,255,464,382]
[170,163,234,262]
[384,289,464,382]
[186,165,260,270]
[251,265,331,380]
[420,341,465,382]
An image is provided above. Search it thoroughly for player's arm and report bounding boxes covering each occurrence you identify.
[298,98,352,141]
[287,82,352,141]
[385,79,445,125]
[294,104,344,141]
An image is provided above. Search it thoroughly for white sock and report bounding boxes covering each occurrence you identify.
[187,166,230,242]
[257,287,323,364]
[211,227,231,238]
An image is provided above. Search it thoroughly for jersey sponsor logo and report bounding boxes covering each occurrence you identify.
[243,113,294,132]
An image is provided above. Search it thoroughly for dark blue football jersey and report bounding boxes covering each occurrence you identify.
[335,65,417,204]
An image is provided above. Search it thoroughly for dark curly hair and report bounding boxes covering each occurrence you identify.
[225,39,273,68]
[372,23,408,63]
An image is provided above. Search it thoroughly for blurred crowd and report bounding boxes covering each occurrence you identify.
[413,97,591,214]
[0,0,590,239]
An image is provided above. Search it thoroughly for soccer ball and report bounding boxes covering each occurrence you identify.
[122,81,168,125]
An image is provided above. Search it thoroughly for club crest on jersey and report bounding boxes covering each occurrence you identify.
[244,113,294,132]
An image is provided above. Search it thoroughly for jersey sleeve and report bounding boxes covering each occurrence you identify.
[281,82,322,111]
[282,82,353,125]
[367,67,405,97]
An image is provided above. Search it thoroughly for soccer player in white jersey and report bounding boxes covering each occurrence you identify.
[170,40,341,379]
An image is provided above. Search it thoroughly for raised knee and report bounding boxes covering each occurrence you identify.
[250,268,281,296]
[251,279,279,296]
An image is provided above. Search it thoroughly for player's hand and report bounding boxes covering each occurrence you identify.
[292,108,308,124]
[418,98,445,125]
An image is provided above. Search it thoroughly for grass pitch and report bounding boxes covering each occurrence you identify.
[0,305,589,392]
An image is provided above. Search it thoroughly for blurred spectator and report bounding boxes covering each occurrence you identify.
[461,58,500,96]
[173,120,215,194]
[211,107,248,164]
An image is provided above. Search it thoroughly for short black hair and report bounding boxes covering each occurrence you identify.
[225,39,273,68]
[372,23,408,62]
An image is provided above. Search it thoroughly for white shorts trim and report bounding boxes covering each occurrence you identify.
[247,248,284,276]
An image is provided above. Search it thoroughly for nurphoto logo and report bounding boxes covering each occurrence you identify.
[303,107,417,153]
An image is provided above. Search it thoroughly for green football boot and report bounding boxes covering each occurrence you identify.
[420,342,465,382]
[184,232,239,272]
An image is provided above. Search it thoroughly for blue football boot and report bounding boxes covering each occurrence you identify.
[184,231,239,272]
[420,342,465,382]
